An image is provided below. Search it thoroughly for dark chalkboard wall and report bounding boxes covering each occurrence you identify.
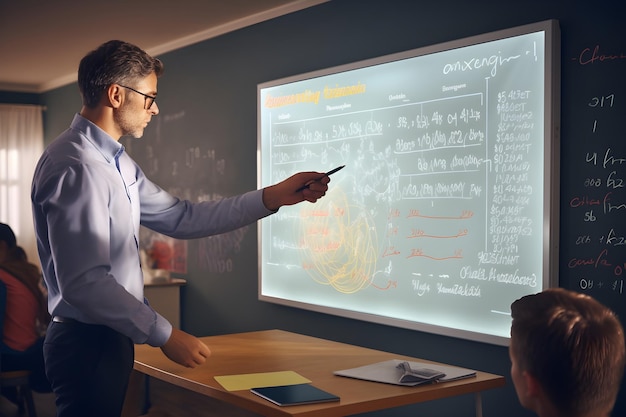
[556,8,626,415]
[559,37,626,328]
[40,1,624,416]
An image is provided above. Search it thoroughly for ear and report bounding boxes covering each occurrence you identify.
[107,84,124,109]
[522,370,542,397]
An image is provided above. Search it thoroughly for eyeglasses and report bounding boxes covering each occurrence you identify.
[119,85,157,109]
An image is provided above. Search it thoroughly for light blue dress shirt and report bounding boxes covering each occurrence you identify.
[31,114,272,347]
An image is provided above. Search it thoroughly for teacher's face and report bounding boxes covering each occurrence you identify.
[115,72,159,139]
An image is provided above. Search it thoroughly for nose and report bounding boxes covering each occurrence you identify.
[150,101,159,115]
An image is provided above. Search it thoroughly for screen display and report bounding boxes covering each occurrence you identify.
[258,20,559,345]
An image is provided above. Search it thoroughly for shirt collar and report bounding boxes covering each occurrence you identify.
[70,113,125,163]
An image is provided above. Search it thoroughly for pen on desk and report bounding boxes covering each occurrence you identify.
[297,165,345,192]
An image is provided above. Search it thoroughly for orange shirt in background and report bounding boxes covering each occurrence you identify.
[0,269,39,351]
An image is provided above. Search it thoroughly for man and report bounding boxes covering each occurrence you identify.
[0,223,51,398]
[509,288,625,417]
[31,40,330,417]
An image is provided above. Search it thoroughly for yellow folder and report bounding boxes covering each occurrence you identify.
[215,370,311,391]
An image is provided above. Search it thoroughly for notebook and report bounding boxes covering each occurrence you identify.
[251,383,340,406]
[334,359,476,386]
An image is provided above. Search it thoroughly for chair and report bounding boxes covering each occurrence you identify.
[0,280,37,416]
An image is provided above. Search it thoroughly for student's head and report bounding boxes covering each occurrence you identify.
[0,223,17,248]
[78,40,164,109]
[0,223,17,262]
[510,288,625,416]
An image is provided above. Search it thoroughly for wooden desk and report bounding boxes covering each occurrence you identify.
[129,329,504,417]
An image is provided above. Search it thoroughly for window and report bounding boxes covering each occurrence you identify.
[0,104,44,264]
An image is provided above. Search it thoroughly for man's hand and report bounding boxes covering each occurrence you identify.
[160,328,211,368]
[263,171,330,211]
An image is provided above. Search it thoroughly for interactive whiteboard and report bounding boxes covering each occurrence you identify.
[257,20,559,345]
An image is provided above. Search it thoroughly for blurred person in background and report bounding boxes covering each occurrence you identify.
[0,223,51,403]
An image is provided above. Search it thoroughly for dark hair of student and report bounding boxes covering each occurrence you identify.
[0,222,17,248]
[510,288,625,415]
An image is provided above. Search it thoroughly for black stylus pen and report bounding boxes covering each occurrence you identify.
[296,165,345,192]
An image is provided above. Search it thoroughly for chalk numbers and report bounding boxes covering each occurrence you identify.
[571,92,624,295]
[588,93,615,133]
[588,93,614,108]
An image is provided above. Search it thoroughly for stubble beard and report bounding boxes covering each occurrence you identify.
[115,106,145,139]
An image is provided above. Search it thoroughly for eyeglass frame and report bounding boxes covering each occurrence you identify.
[118,85,157,109]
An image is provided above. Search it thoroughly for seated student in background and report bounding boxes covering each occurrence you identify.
[0,223,52,401]
[509,287,625,417]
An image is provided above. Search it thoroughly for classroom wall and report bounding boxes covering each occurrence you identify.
[31,1,625,416]
[0,91,40,105]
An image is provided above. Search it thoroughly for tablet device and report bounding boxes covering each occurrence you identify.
[251,383,340,406]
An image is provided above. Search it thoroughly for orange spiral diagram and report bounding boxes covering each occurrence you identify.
[298,187,379,294]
